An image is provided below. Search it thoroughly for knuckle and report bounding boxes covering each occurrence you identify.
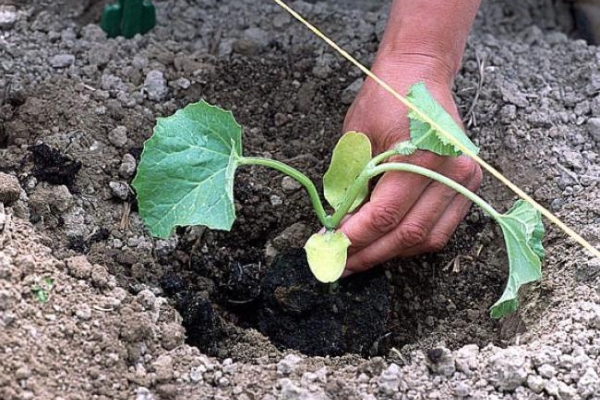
[395,222,429,248]
[410,151,442,169]
[451,157,479,184]
[426,233,451,252]
[469,164,483,191]
[368,204,402,236]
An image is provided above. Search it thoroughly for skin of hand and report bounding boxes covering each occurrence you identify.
[341,0,483,274]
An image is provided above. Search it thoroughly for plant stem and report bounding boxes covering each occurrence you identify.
[370,163,501,219]
[238,156,332,228]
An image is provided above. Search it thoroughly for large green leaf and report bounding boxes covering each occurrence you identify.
[406,82,480,157]
[323,131,372,212]
[304,230,351,283]
[132,101,242,238]
[490,200,545,318]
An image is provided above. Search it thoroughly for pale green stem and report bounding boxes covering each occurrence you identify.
[238,157,332,228]
[329,160,500,229]
[370,163,501,219]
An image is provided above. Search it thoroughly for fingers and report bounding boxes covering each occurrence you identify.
[345,180,458,272]
[344,156,482,273]
[340,151,445,249]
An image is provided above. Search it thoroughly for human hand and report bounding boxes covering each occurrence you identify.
[340,54,482,274]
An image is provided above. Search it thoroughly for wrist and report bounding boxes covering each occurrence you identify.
[375,0,480,85]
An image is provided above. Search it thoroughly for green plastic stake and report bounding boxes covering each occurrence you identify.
[100,0,156,39]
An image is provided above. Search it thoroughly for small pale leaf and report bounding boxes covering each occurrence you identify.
[490,200,545,318]
[394,141,417,156]
[132,101,242,238]
[304,231,351,283]
[324,131,372,212]
[407,82,479,157]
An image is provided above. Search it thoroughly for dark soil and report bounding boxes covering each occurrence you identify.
[256,249,390,356]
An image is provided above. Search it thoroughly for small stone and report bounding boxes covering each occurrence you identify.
[426,347,456,377]
[175,77,191,89]
[75,304,92,320]
[557,382,577,400]
[15,366,32,380]
[538,364,556,379]
[0,5,18,29]
[270,195,283,206]
[108,126,128,148]
[577,368,600,398]
[50,54,75,68]
[0,173,21,205]
[232,27,270,55]
[66,256,93,279]
[587,117,600,142]
[135,289,157,310]
[119,154,137,179]
[562,149,586,170]
[341,78,363,105]
[277,354,303,375]
[144,70,168,101]
[527,374,545,393]
[378,363,401,395]
[272,222,311,250]
[281,176,301,193]
[152,355,174,383]
[278,378,312,400]
[452,381,471,398]
[161,323,184,351]
[455,344,480,375]
[488,348,530,391]
[109,181,130,201]
[29,183,73,214]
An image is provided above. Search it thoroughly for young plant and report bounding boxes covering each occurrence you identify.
[132,82,544,318]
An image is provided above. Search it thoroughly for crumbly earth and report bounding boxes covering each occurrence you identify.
[1,0,600,399]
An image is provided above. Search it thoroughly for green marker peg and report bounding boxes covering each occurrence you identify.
[100,0,156,39]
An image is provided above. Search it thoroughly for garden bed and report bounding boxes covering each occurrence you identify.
[1,0,599,398]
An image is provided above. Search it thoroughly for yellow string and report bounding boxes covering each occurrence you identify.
[272,0,600,259]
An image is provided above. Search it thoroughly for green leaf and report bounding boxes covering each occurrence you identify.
[31,278,54,304]
[304,230,351,283]
[490,200,545,318]
[132,101,242,238]
[394,141,417,156]
[323,131,372,212]
[406,82,479,157]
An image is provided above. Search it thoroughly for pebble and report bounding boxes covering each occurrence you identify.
[270,194,283,206]
[281,176,302,193]
[0,173,21,205]
[426,347,456,377]
[277,354,303,375]
[587,117,600,142]
[487,348,530,391]
[152,355,174,383]
[109,126,128,148]
[29,183,74,213]
[109,181,130,200]
[50,54,75,68]
[526,374,545,393]
[119,154,137,178]
[0,5,18,29]
[577,368,600,397]
[175,77,191,89]
[455,344,480,375]
[75,304,92,320]
[378,363,401,395]
[144,70,168,101]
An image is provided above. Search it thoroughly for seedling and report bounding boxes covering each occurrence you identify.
[132,82,545,318]
[31,277,55,304]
